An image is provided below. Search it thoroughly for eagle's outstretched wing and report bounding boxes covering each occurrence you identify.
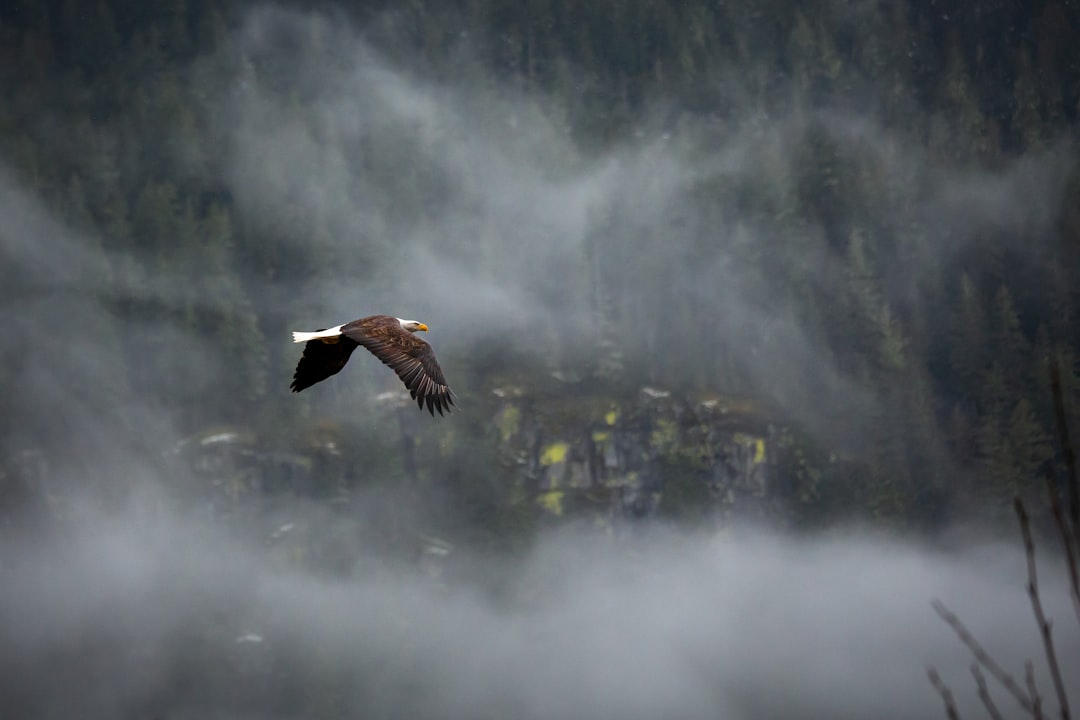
[343,320,455,416]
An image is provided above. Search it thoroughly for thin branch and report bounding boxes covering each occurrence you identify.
[1049,354,1078,531]
[928,666,962,720]
[1044,465,1080,625]
[1015,498,1072,720]
[931,598,1036,715]
[1026,660,1045,720]
[972,662,1007,720]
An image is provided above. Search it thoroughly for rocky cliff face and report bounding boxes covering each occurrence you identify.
[485,384,776,526]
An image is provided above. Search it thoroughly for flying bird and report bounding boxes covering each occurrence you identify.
[290,315,455,416]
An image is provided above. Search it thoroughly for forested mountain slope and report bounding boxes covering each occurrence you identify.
[1,0,1078,529]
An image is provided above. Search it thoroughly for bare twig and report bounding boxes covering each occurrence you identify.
[1025,660,1045,720]
[1015,498,1072,720]
[972,662,1007,720]
[1049,354,1078,531]
[1046,355,1080,624]
[931,597,1036,715]
[1044,466,1080,625]
[928,666,962,720]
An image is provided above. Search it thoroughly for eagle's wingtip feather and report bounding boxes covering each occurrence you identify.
[291,325,344,344]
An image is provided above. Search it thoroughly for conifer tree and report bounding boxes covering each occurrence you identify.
[950,273,989,398]
[938,35,990,162]
[992,283,1031,398]
[1011,50,1045,152]
[201,202,268,413]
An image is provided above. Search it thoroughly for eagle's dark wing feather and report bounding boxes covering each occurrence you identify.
[290,335,360,393]
[342,323,455,416]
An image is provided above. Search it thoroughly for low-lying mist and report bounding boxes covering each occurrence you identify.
[2,487,1077,720]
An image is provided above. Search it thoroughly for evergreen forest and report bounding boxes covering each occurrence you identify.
[1,1,1079,718]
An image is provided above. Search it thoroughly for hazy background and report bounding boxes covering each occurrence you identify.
[1,1,1079,718]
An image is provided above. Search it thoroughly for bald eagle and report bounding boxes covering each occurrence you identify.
[290,315,455,416]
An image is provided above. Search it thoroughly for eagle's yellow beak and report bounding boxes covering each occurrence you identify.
[417,323,429,332]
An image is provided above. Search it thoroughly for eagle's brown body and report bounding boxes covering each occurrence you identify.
[290,314,454,416]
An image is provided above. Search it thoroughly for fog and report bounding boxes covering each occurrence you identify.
[2,492,1077,719]
[2,4,1079,719]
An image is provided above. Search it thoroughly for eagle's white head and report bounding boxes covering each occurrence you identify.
[397,318,429,333]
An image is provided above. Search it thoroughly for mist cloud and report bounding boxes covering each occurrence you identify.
[2,500,1077,720]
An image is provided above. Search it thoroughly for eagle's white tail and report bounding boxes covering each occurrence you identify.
[291,325,344,343]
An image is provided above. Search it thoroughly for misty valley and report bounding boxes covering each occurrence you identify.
[2,1,1080,718]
